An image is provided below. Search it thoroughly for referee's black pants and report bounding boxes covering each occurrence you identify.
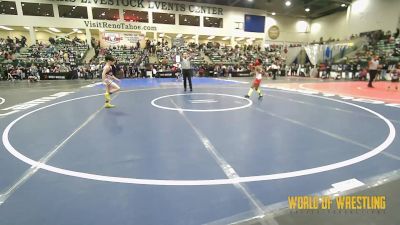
[368,70,377,87]
[182,69,192,91]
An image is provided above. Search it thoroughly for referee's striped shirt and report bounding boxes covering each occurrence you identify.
[181,58,191,69]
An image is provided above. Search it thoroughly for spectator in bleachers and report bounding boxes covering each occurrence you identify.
[16,67,24,79]
[270,61,279,80]
[387,64,399,90]
[49,37,56,45]
[27,64,40,82]
[7,69,15,81]
[136,40,140,50]
[358,67,368,80]
[6,36,13,44]
[368,55,380,88]
[394,28,400,39]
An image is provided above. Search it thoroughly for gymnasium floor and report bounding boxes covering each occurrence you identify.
[0,77,399,225]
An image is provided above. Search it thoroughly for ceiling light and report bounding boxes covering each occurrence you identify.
[247,0,253,2]
[236,37,244,41]
[305,8,310,12]
[77,30,83,34]
[176,34,182,38]
[73,28,79,32]
[222,36,230,40]
[24,26,30,30]
[341,3,346,7]
[207,36,215,40]
[10,7,15,10]
[0,26,14,31]
[48,27,61,33]
[285,1,291,6]
[192,35,197,39]
[271,12,276,15]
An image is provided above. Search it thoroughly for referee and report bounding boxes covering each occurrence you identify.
[181,52,193,92]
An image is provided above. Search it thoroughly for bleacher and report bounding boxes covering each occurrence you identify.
[0,40,17,63]
[96,47,146,65]
[189,52,206,65]
[207,52,222,63]
[204,47,276,67]
[15,43,88,67]
[377,37,400,56]
[156,46,206,66]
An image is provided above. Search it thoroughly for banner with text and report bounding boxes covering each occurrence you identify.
[49,0,224,15]
[100,31,145,47]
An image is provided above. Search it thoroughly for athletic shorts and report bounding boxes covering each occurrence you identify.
[103,78,113,86]
[253,79,262,87]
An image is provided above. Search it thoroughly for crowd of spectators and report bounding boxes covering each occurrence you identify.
[89,40,312,79]
[318,29,400,80]
[1,36,89,81]
[0,36,28,61]
[2,28,400,81]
